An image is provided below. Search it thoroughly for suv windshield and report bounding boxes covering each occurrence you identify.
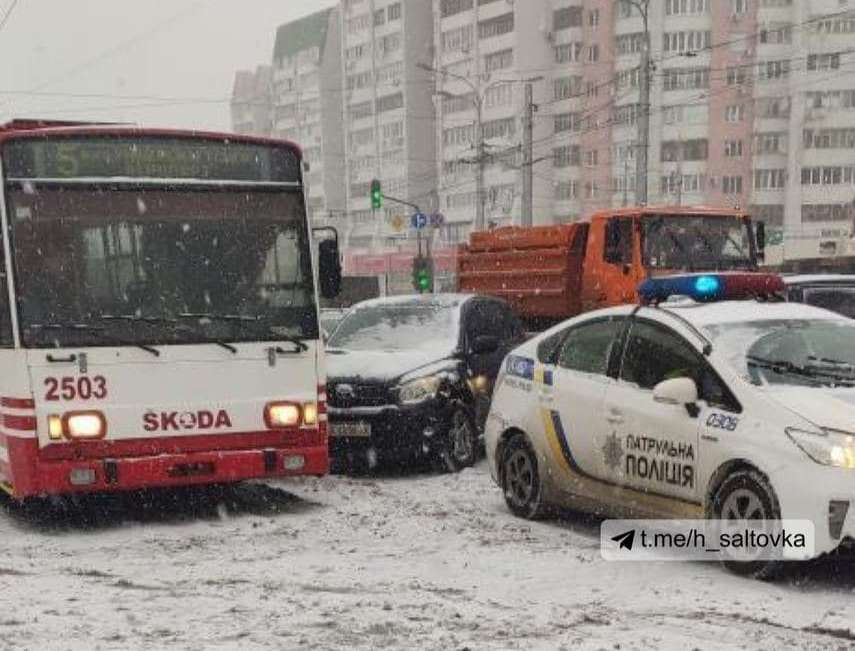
[642,215,754,271]
[7,184,318,348]
[705,318,855,388]
[328,303,459,352]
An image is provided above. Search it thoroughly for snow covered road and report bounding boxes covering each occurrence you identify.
[1,462,854,650]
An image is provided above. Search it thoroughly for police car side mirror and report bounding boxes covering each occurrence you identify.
[653,377,698,417]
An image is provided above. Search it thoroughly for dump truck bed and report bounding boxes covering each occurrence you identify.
[457,223,589,322]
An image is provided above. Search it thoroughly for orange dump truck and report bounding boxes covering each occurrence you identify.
[458,206,765,328]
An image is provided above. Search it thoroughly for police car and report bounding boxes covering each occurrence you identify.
[485,273,855,576]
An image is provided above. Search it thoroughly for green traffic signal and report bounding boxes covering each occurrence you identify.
[370,178,382,209]
[412,256,433,293]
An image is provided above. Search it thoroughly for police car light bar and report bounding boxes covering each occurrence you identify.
[637,273,785,305]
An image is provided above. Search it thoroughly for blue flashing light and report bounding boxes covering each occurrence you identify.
[693,275,721,297]
[637,273,785,305]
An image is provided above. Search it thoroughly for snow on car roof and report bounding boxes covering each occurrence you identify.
[655,299,845,327]
[350,293,473,311]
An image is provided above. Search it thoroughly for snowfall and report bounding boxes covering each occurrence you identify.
[1,462,853,651]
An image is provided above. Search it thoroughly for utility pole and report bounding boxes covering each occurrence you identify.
[632,0,651,205]
[475,96,485,232]
[623,157,629,206]
[521,83,535,227]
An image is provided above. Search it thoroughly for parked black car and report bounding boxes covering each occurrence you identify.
[325,293,525,471]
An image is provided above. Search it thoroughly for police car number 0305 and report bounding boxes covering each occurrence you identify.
[486,273,855,567]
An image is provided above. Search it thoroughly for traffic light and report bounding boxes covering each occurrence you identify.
[370,179,382,210]
[412,255,434,293]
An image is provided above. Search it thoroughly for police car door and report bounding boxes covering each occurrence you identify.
[604,319,732,503]
[545,317,626,487]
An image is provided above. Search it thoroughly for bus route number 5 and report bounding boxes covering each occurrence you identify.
[44,376,108,401]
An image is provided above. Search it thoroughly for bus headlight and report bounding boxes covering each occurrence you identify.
[302,402,318,426]
[787,427,855,469]
[63,411,107,440]
[265,402,301,428]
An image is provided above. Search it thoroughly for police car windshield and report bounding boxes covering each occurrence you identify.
[705,319,855,388]
[642,216,754,271]
[328,304,458,352]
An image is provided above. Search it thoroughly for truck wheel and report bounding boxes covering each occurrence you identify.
[500,433,548,520]
[710,469,783,580]
[436,408,477,472]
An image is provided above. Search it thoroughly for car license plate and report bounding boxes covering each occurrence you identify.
[330,421,371,438]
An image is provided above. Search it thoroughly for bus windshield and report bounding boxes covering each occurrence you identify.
[5,184,318,348]
[641,215,755,271]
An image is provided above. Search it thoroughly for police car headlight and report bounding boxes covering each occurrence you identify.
[398,376,442,405]
[786,427,855,469]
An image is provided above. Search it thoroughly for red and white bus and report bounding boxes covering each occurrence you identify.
[0,121,340,499]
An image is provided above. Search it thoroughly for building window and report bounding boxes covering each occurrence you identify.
[484,84,513,108]
[585,150,599,166]
[440,0,473,18]
[555,42,582,63]
[756,96,790,118]
[481,117,516,140]
[374,8,385,26]
[724,140,743,158]
[754,132,786,154]
[478,13,514,40]
[615,33,644,56]
[661,139,708,161]
[485,48,514,72]
[754,169,787,190]
[441,25,474,52]
[757,59,790,81]
[722,176,743,194]
[759,24,792,44]
[665,0,710,15]
[588,9,600,27]
[663,31,712,54]
[726,66,748,86]
[801,166,855,186]
[376,92,403,113]
[553,6,583,30]
[554,112,580,133]
[807,53,841,72]
[803,128,855,149]
[554,76,583,100]
[731,0,749,15]
[387,2,401,21]
[347,14,370,34]
[555,181,578,201]
[662,67,710,91]
[802,204,850,223]
[587,45,599,62]
[725,104,745,122]
[553,145,581,168]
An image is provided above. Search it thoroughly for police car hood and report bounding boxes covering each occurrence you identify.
[765,386,855,432]
[325,348,454,384]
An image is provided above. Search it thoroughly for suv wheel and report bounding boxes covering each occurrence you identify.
[501,433,548,520]
[436,407,477,473]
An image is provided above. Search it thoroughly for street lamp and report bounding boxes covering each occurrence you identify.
[418,62,543,231]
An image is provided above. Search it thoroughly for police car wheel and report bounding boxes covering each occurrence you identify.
[501,433,547,520]
[437,408,477,472]
[710,469,783,580]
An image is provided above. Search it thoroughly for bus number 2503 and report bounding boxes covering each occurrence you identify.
[44,376,108,401]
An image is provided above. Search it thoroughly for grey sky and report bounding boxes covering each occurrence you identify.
[0,0,335,130]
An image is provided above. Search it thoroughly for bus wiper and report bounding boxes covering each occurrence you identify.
[747,355,855,386]
[178,313,308,352]
[99,314,237,354]
[32,322,160,357]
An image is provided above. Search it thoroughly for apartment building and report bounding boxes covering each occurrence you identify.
[230,65,273,137]
[270,8,345,226]
[339,0,436,251]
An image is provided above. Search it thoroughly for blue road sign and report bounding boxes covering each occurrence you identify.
[411,212,428,229]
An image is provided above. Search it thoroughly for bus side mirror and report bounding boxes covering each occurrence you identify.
[756,221,766,259]
[318,239,341,299]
